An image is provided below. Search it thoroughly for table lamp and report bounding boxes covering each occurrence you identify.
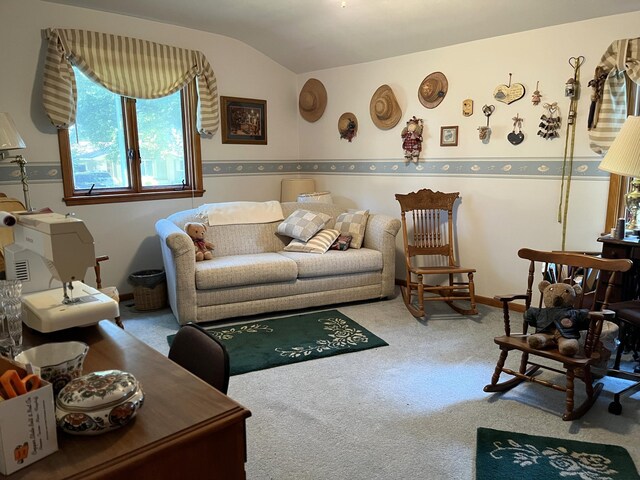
[0,113,31,211]
[598,116,640,231]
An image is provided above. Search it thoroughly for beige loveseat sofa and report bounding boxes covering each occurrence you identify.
[155,201,401,325]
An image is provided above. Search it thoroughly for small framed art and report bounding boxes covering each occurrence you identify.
[220,96,267,145]
[440,126,458,147]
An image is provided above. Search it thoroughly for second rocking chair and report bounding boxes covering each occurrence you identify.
[395,189,477,318]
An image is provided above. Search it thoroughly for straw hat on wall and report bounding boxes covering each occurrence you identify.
[370,84,402,130]
[299,78,327,122]
[419,72,448,109]
[338,112,358,142]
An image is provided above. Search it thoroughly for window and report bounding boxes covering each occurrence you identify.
[58,68,203,205]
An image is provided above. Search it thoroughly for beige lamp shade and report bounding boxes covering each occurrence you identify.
[598,116,640,177]
[0,113,26,151]
[281,178,315,202]
[297,191,333,204]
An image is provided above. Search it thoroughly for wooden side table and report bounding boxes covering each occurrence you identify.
[7,321,251,479]
[597,235,640,302]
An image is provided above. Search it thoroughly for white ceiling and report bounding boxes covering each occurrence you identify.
[44,0,640,74]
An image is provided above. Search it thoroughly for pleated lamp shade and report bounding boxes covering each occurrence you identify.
[297,191,333,203]
[599,116,640,177]
[0,113,26,151]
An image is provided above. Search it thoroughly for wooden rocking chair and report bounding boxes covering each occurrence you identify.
[395,189,477,317]
[484,248,632,421]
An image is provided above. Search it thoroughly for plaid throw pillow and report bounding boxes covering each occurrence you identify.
[334,210,369,248]
[283,229,340,254]
[277,209,332,242]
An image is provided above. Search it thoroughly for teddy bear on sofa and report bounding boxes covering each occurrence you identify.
[184,222,214,261]
[523,280,590,356]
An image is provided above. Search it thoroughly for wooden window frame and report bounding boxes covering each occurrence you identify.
[58,81,204,206]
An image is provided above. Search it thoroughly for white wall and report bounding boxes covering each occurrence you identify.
[0,0,637,302]
[297,13,640,298]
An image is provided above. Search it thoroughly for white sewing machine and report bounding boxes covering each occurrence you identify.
[4,212,119,332]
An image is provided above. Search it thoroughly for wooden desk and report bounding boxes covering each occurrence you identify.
[598,235,640,302]
[6,321,251,479]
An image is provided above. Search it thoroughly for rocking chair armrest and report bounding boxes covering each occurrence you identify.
[493,293,528,303]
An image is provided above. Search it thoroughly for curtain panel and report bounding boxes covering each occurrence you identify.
[42,28,219,135]
[588,38,640,155]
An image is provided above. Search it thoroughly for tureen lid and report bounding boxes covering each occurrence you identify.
[56,370,139,410]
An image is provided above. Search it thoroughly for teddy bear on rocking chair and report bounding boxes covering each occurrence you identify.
[523,280,591,357]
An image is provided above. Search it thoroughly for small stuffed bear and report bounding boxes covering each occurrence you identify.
[184,222,214,261]
[523,280,590,356]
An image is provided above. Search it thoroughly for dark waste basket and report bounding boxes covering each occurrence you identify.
[128,269,167,311]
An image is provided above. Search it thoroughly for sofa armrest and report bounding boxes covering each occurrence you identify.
[362,214,401,298]
[155,219,197,325]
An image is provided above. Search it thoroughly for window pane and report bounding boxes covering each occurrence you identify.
[69,68,129,190]
[136,93,186,187]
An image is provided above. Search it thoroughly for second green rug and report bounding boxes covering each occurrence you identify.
[168,309,388,375]
[476,427,639,480]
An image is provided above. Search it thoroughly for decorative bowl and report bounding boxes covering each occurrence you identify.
[14,341,89,394]
[55,370,144,435]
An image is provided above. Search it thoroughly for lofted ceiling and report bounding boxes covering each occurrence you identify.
[43,0,640,74]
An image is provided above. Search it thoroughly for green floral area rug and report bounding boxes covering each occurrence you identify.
[476,427,639,480]
[167,309,388,375]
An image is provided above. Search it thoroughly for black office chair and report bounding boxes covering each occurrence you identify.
[168,323,230,394]
[605,300,640,415]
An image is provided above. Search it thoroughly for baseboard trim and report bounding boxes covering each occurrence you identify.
[120,292,134,302]
[394,279,525,313]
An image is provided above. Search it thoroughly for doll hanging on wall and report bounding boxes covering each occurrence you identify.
[401,116,424,163]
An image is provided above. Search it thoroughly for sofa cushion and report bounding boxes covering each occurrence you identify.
[334,210,369,248]
[276,209,332,242]
[283,229,340,254]
[195,253,297,289]
[278,248,382,278]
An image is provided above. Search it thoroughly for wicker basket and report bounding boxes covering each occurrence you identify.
[128,270,167,311]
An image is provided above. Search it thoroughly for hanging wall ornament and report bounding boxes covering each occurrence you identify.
[401,116,424,163]
[478,104,494,143]
[338,112,358,142]
[493,73,526,104]
[537,102,561,140]
[462,99,473,117]
[507,114,524,145]
[558,55,585,250]
[531,81,542,105]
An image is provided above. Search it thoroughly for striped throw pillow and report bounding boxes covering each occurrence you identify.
[283,229,340,254]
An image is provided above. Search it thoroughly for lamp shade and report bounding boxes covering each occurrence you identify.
[598,116,640,177]
[281,178,315,202]
[0,113,26,151]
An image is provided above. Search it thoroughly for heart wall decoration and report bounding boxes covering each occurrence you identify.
[493,73,525,105]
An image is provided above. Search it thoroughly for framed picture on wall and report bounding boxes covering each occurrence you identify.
[220,96,267,144]
[440,126,458,147]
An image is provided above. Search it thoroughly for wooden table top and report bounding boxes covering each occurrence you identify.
[6,320,251,479]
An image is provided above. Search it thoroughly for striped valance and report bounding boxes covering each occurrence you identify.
[42,28,219,136]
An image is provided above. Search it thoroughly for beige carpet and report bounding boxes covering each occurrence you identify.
[121,290,640,480]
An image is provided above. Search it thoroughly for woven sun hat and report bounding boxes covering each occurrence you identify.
[419,71,448,109]
[370,84,402,130]
[299,78,327,122]
[338,112,358,134]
